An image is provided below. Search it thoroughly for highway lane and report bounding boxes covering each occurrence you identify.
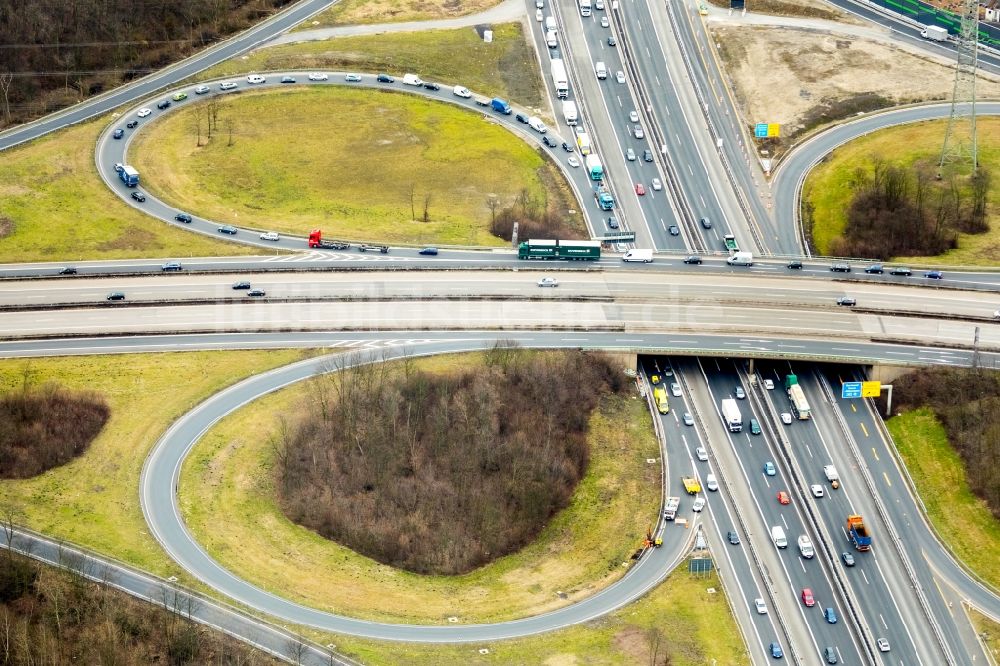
[0,0,338,152]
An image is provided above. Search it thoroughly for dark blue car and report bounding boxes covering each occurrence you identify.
[419,247,438,255]
[113,128,124,139]
[769,642,783,659]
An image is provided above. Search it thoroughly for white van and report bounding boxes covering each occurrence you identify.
[528,116,548,133]
[771,525,787,549]
[453,85,471,98]
[798,535,815,559]
[246,74,266,84]
[545,16,557,32]
[727,251,753,266]
[622,249,653,263]
[706,474,718,492]
[402,73,424,86]
[595,61,608,80]
[535,8,543,21]
[546,30,558,48]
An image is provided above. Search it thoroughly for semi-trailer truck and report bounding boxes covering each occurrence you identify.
[517,239,601,260]
[785,374,812,419]
[307,229,351,250]
[585,154,604,180]
[595,182,614,210]
[721,398,743,432]
[550,59,569,99]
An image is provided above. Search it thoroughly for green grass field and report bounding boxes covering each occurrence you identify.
[180,352,662,624]
[970,608,1000,662]
[803,117,1000,266]
[199,23,544,110]
[302,0,501,27]
[0,351,308,578]
[887,407,1000,588]
[132,86,573,246]
[0,115,256,263]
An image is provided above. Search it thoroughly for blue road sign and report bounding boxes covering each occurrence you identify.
[754,123,768,138]
[842,382,863,399]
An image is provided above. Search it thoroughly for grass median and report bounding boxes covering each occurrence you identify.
[180,352,662,624]
[302,0,502,28]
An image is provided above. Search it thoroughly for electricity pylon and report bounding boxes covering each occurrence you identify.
[938,0,980,174]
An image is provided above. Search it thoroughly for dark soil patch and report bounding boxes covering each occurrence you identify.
[0,216,14,239]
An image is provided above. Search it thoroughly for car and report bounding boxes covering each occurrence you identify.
[259,231,280,241]
[194,85,210,95]
[423,82,441,91]
[308,72,328,81]
[810,484,825,498]
[683,412,694,426]
[419,247,439,255]
[830,263,851,273]
[824,607,837,624]
[218,225,238,235]
[663,369,673,377]
[780,412,792,425]
[174,213,192,224]
[561,141,574,152]
[535,0,543,6]
[453,85,471,98]
[769,642,783,659]
[841,552,855,566]
[836,296,857,307]
[700,217,712,229]
[670,382,681,397]
[607,36,616,46]
[615,70,626,84]
[600,16,609,27]
[515,113,529,124]
[786,260,802,269]
[538,277,559,287]
[633,125,644,139]
[247,289,266,297]
[106,292,125,301]
[543,136,558,148]
[683,255,702,265]
[629,110,639,122]
[754,598,767,614]
[219,81,237,90]
[734,386,745,399]
[377,73,395,83]
[607,216,619,229]
[650,374,661,385]
[764,461,776,476]
[994,309,1000,319]
[232,281,251,290]
[156,99,171,110]
[705,474,718,491]
[642,149,654,162]
[777,491,791,505]
[877,638,890,652]
[727,530,740,545]
[763,378,774,390]
[280,75,296,83]
[535,7,543,20]
[345,73,363,82]
[114,162,124,173]
[137,108,151,117]
[130,191,146,202]
[801,588,815,607]
[865,263,884,274]
[126,120,138,129]
[172,92,188,101]
[750,418,761,435]
[112,128,124,139]
[889,266,912,276]
[58,267,77,275]
[626,148,636,161]
[691,497,706,512]
[635,183,646,195]
[696,446,708,461]
[246,74,266,84]
[924,270,943,279]
[823,647,838,664]
[161,262,182,272]
[595,0,604,7]
[668,225,680,236]
[567,156,580,168]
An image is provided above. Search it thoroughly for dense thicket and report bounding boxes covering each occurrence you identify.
[488,186,582,241]
[0,0,290,127]
[0,549,281,665]
[889,367,1000,518]
[0,385,109,478]
[826,158,990,259]
[276,348,627,575]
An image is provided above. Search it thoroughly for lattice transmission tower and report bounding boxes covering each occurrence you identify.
[938,0,981,174]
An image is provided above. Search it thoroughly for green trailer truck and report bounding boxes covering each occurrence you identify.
[518,239,602,260]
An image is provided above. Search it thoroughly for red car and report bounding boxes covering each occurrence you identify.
[635,183,645,195]
[777,491,791,505]
[801,588,815,607]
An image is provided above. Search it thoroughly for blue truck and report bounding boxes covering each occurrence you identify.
[595,182,614,210]
[119,165,139,187]
[491,98,511,115]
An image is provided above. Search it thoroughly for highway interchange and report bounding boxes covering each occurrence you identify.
[1,0,1000,664]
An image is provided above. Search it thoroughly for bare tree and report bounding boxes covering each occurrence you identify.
[226,117,235,146]
[422,192,432,223]
[486,195,499,226]
[409,183,416,221]
[0,73,12,125]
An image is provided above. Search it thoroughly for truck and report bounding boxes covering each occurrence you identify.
[579,0,592,15]
[723,234,739,253]
[585,154,604,180]
[517,239,601,260]
[846,514,872,551]
[653,386,669,414]
[663,496,680,521]
[920,25,948,42]
[561,100,579,126]
[119,165,139,187]
[682,477,701,495]
[721,398,743,432]
[550,59,569,100]
[595,182,615,210]
[490,98,511,115]
[307,229,350,250]
[823,465,841,489]
[785,374,812,420]
[726,251,753,266]
[576,131,592,156]
[545,15,557,32]
[798,535,815,559]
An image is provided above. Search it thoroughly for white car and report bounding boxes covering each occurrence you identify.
[877,638,890,652]
[595,0,604,7]
[629,110,639,122]
[600,16,609,27]
[994,309,1000,319]
[810,484,825,498]
[754,598,767,614]
[308,72,328,81]
[568,156,580,168]
[691,497,706,512]
[538,277,559,287]
[219,81,238,90]
[136,108,151,118]
[453,85,472,98]
[763,378,775,390]
[536,8,543,20]
[194,85,210,95]
[246,74,266,84]
[259,231,280,241]
[670,382,681,397]
[695,446,708,461]
[651,178,662,191]
[780,412,793,425]
[615,71,626,84]
[345,73,363,82]
[536,0,543,7]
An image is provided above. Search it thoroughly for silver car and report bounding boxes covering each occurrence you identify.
[616,71,625,84]
[626,148,636,161]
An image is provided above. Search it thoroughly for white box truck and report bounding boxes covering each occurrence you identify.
[921,25,948,42]
[561,100,579,126]
[721,398,742,432]
[726,251,753,266]
[622,249,653,263]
